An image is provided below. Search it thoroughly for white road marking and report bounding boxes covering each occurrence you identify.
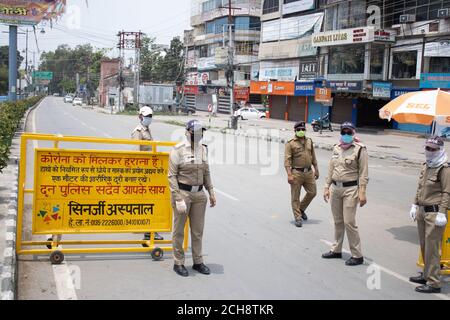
[52,262,78,300]
[214,188,239,201]
[320,239,450,300]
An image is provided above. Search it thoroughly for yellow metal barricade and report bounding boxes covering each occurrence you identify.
[417,215,450,275]
[17,133,189,264]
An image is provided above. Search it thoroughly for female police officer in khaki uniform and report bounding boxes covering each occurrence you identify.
[168,120,216,277]
[323,122,369,266]
[409,136,449,294]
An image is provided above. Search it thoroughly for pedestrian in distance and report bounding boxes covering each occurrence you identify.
[284,121,319,228]
[131,106,164,241]
[322,122,368,266]
[409,136,449,294]
[169,120,217,277]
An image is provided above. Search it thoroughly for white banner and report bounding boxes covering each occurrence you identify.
[425,41,450,57]
[262,12,323,43]
[259,60,299,81]
[186,72,210,85]
[312,27,375,47]
[282,0,315,15]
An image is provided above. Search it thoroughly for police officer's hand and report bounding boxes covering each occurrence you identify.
[315,172,320,180]
[209,195,217,208]
[323,188,330,203]
[175,200,187,214]
[359,193,367,207]
[288,174,295,185]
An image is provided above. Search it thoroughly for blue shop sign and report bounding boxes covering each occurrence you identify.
[420,73,450,89]
[294,81,315,96]
[328,81,362,92]
[372,82,392,99]
[390,87,420,100]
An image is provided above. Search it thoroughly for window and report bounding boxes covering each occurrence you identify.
[370,44,385,75]
[384,0,446,26]
[235,42,254,55]
[392,51,417,79]
[324,0,366,31]
[263,0,279,14]
[205,17,229,34]
[328,45,365,74]
[199,45,208,58]
[429,57,450,73]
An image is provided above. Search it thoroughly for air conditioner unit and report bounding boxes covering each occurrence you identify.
[400,14,416,23]
[438,8,450,19]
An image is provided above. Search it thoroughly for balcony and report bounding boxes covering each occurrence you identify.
[191,1,262,26]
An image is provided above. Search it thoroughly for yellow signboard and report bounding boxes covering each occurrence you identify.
[33,149,172,235]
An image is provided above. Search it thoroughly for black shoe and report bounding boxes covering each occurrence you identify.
[322,251,342,259]
[193,263,210,275]
[173,265,189,277]
[144,233,164,241]
[345,257,364,266]
[415,285,441,294]
[409,273,427,285]
[301,210,308,221]
[295,220,303,228]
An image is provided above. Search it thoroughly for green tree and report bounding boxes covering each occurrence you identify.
[0,46,25,95]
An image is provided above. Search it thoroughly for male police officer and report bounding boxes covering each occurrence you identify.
[169,120,216,277]
[323,122,368,266]
[131,106,163,241]
[284,121,319,227]
[409,136,449,293]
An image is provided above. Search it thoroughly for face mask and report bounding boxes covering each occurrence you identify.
[426,149,447,167]
[296,130,305,138]
[141,117,152,127]
[190,131,203,144]
[341,134,354,144]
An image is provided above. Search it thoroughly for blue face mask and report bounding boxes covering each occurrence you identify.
[141,117,152,127]
[341,134,354,144]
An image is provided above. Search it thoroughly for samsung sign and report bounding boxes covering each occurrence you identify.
[294,81,315,96]
[283,0,315,15]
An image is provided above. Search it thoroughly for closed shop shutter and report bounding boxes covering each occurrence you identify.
[270,96,288,120]
[185,94,196,109]
[289,96,306,122]
[196,94,213,112]
[307,98,330,123]
[331,97,353,124]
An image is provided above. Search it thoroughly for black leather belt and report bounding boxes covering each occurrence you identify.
[423,205,440,213]
[179,183,203,192]
[332,180,358,188]
[293,167,312,173]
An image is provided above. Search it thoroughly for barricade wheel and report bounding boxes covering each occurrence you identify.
[46,237,53,250]
[50,250,64,265]
[151,248,164,261]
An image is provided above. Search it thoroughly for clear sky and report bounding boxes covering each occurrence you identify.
[0,0,192,67]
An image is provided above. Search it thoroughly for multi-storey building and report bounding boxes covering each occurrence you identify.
[249,0,450,133]
[184,0,262,113]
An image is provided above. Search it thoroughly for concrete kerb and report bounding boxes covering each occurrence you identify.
[0,97,43,300]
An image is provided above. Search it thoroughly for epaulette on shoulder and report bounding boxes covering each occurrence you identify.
[202,144,208,148]
[288,138,295,143]
[354,141,366,148]
[174,141,184,149]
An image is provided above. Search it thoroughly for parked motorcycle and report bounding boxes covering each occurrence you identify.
[311,113,333,132]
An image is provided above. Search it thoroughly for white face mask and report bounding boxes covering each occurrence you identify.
[141,117,152,127]
[426,148,448,167]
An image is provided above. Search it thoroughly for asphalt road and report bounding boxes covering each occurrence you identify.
[17,97,449,300]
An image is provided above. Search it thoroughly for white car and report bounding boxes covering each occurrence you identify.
[64,95,73,103]
[235,107,266,120]
[72,98,83,106]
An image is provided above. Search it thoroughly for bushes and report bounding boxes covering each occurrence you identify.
[0,96,42,172]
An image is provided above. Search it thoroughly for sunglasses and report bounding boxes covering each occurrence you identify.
[295,128,305,132]
[341,130,353,135]
[425,146,439,152]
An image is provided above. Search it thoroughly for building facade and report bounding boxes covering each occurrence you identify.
[248,0,450,133]
[184,0,262,113]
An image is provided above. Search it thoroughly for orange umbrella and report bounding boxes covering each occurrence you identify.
[379,89,450,125]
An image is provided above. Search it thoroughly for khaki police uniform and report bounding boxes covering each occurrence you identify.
[131,124,153,151]
[414,163,450,288]
[168,139,214,266]
[284,137,318,221]
[325,142,369,258]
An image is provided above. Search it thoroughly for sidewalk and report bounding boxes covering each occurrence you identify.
[151,111,443,166]
[89,105,440,166]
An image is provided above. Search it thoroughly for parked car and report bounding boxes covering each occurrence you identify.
[52,93,60,97]
[72,98,83,106]
[64,95,73,103]
[235,107,266,120]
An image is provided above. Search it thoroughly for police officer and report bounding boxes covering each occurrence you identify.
[409,136,449,294]
[284,121,319,227]
[131,106,164,241]
[322,122,368,266]
[168,120,216,277]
